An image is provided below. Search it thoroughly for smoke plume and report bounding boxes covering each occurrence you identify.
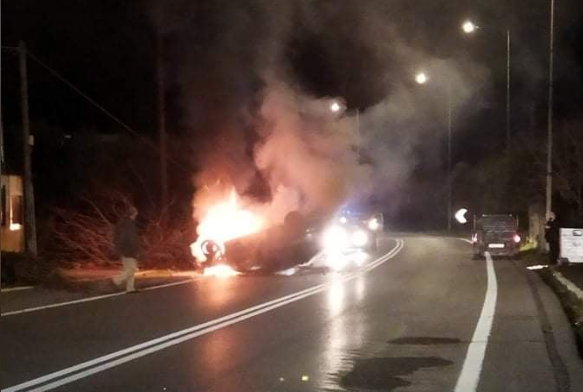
[146,0,491,225]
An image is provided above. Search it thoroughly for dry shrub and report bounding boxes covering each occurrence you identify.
[50,191,194,269]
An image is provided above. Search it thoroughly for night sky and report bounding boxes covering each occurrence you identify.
[2,0,583,225]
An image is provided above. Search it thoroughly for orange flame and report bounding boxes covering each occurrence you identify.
[202,264,240,277]
[191,190,263,262]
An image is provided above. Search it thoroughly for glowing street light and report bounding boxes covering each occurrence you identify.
[462,20,478,34]
[329,98,360,156]
[415,72,428,85]
[330,101,342,113]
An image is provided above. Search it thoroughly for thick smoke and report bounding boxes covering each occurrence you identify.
[253,82,372,223]
[147,0,491,225]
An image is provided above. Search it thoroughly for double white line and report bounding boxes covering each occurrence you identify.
[4,239,404,392]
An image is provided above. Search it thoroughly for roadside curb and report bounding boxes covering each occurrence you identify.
[539,267,583,358]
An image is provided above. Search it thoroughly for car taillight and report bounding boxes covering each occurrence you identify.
[513,234,521,243]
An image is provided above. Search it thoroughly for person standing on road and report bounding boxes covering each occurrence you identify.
[545,212,560,265]
[113,206,140,293]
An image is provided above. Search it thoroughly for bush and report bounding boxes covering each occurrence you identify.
[49,192,195,269]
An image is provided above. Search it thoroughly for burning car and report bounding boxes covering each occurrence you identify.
[191,190,319,275]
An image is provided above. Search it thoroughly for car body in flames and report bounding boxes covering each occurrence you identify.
[191,191,384,276]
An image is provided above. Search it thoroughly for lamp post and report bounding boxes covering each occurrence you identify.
[416,72,453,232]
[330,100,360,156]
[546,0,555,217]
[462,20,511,153]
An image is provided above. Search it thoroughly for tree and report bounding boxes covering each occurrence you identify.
[553,123,583,224]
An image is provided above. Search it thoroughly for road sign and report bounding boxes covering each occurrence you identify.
[560,228,583,263]
[455,208,468,224]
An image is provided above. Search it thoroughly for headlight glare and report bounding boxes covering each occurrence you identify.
[352,230,369,247]
[368,218,380,231]
[323,225,348,251]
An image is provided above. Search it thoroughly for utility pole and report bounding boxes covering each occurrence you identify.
[356,109,360,158]
[1,99,4,271]
[18,41,38,256]
[545,0,555,218]
[506,29,511,153]
[446,84,452,233]
[156,32,168,211]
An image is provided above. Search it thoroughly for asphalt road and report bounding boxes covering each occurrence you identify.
[2,234,583,391]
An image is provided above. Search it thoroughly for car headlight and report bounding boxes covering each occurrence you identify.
[368,218,380,231]
[323,225,348,251]
[351,230,369,247]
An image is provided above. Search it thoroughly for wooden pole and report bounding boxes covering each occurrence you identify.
[19,41,38,256]
[156,33,168,211]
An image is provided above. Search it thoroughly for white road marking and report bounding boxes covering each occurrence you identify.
[553,271,583,301]
[1,278,198,317]
[2,240,404,392]
[1,286,35,293]
[454,251,498,392]
[458,238,473,244]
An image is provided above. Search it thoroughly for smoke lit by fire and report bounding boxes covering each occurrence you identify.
[190,189,263,262]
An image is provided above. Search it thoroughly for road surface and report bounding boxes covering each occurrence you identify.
[2,234,582,391]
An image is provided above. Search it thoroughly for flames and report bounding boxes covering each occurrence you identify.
[202,264,240,277]
[191,189,263,262]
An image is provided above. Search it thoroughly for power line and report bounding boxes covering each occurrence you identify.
[26,51,141,138]
[24,49,185,170]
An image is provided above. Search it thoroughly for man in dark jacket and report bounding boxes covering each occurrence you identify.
[113,206,140,292]
[545,212,560,265]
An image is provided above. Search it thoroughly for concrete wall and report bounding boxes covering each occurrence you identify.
[1,174,25,253]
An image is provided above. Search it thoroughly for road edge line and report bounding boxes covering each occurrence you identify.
[454,251,498,392]
[1,279,198,317]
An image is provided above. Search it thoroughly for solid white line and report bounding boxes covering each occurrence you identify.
[1,278,197,317]
[553,271,583,301]
[1,286,35,293]
[459,238,473,244]
[454,251,498,392]
[3,240,404,392]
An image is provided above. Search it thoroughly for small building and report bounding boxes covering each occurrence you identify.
[1,174,25,253]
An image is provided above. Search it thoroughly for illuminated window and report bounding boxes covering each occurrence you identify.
[11,195,23,225]
[1,186,6,227]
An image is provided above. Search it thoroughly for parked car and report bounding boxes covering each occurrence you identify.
[472,214,521,259]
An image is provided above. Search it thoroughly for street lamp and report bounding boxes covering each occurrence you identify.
[330,99,360,156]
[330,101,342,113]
[546,0,556,217]
[462,20,477,34]
[462,19,511,153]
[415,72,428,85]
[415,72,453,232]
